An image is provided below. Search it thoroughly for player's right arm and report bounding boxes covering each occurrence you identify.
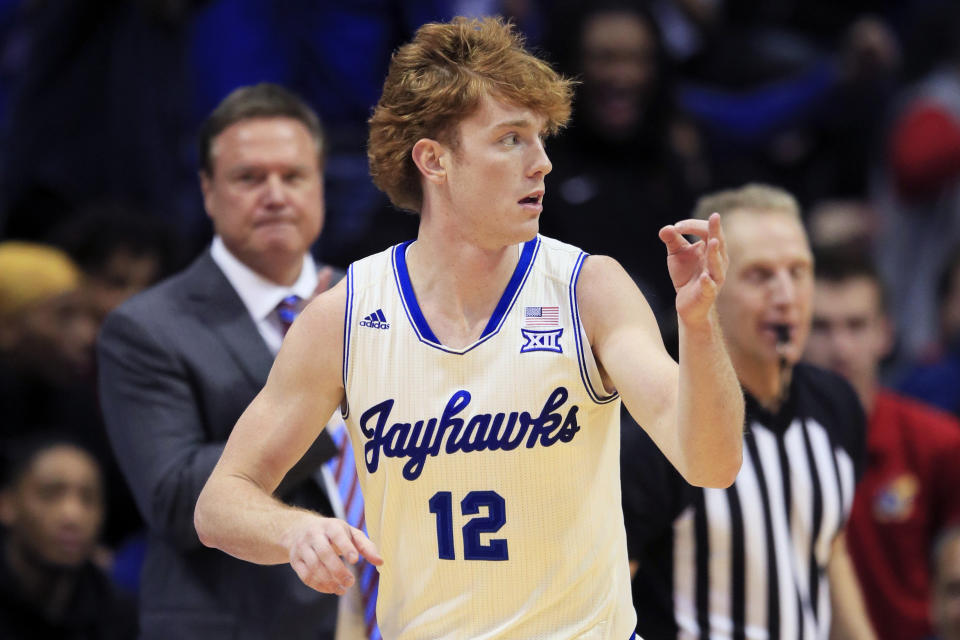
[578,214,743,488]
[194,278,382,595]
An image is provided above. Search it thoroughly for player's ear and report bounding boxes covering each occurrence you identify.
[411,138,447,185]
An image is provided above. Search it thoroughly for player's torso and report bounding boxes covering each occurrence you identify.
[343,236,636,640]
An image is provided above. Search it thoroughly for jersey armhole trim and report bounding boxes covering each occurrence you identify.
[341,263,355,419]
[570,251,620,404]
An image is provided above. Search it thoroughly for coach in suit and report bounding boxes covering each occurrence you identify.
[98,84,341,639]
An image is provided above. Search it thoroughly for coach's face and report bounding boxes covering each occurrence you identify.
[716,209,814,374]
[201,117,323,284]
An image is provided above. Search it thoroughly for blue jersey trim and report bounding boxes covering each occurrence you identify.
[391,237,540,355]
[569,252,619,404]
[480,237,538,337]
[341,263,355,418]
[393,240,440,344]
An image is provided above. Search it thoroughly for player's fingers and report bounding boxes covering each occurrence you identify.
[697,270,718,300]
[706,238,725,284]
[314,535,355,591]
[351,527,384,566]
[659,225,690,254]
[290,554,313,586]
[707,212,722,235]
[707,213,727,262]
[326,523,360,564]
[292,545,341,594]
[669,218,710,239]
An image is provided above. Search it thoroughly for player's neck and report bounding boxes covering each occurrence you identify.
[405,231,521,348]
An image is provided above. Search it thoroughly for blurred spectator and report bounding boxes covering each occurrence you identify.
[1,0,208,246]
[806,198,878,251]
[0,240,139,547]
[873,7,960,362]
[49,203,182,323]
[48,204,182,548]
[932,526,960,640]
[622,184,876,639]
[646,0,721,69]
[541,0,711,321]
[0,242,98,436]
[684,0,901,87]
[676,8,900,206]
[0,435,136,639]
[897,249,960,418]
[804,247,960,640]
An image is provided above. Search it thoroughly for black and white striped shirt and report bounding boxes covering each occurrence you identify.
[622,364,866,640]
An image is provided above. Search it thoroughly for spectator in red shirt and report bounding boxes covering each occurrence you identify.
[875,8,960,362]
[932,526,960,640]
[804,247,960,640]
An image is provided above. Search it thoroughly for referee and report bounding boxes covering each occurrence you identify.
[622,184,877,640]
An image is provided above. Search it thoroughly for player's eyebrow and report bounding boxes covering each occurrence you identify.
[494,119,534,130]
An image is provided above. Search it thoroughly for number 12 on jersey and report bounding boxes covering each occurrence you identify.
[428,490,509,561]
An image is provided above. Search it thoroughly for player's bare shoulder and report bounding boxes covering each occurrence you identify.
[576,254,656,342]
[291,277,349,344]
[270,277,349,392]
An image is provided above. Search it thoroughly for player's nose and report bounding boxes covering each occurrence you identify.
[529,139,552,177]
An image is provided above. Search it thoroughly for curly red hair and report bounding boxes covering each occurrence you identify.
[368,16,574,213]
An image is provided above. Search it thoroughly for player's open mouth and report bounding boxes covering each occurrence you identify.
[519,191,543,205]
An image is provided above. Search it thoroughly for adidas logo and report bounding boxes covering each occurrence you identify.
[359,308,390,330]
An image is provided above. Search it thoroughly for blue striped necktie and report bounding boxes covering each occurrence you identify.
[327,424,380,639]
[276,294,301,335]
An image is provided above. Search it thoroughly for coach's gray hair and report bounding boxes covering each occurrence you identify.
[198,83,324,177]
[693,183,801,221]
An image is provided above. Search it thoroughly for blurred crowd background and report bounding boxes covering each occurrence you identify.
[1,0,960,637]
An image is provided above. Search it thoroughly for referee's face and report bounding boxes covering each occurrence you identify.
[716,209,814,376]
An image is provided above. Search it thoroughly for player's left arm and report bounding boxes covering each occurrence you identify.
[827,530,878,640]
[579,213,743,488]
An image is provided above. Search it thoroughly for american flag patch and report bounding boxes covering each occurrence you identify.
[524,306,559,327]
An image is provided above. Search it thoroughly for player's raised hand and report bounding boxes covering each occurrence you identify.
[283,514,383,595]
[659,212,728,325]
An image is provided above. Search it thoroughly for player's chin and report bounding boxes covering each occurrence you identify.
[516,217,540,243]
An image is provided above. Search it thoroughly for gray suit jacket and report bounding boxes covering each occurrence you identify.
[98,250,340,640]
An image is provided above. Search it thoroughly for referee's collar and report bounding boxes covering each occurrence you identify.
[743,376,798,434]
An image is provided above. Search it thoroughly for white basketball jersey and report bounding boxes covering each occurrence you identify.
[342,235,637,639]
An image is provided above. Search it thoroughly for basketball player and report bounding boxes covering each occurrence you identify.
[195,17,744,639]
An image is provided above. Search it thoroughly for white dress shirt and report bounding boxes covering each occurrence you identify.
[210,236,318,356]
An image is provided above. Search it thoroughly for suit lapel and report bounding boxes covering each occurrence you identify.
[186,251,274,387]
